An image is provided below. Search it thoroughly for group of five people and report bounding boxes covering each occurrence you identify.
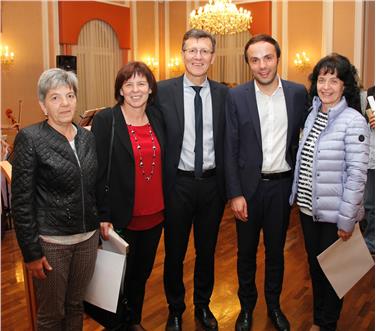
[11,29,370,331]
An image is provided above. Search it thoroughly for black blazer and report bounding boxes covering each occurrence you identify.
[91,104,165,228]
[225,79,308,200]
[155,75,228,201]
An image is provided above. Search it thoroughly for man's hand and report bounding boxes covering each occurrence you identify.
[230,196,248,222]
[100,222,113,240]
[26,256,52,280]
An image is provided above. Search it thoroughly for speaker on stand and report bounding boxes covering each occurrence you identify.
[56,55,77,74]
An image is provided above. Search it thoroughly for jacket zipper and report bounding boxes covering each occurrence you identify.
[311,110,329,220]
[74,136,86,233]
[79,165,86,232]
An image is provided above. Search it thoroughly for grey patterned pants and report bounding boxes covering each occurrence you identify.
[34,231,99,331]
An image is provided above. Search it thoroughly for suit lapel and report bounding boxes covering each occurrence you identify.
[147,105,164,155]
[173,75,185,133]
[209,80,220,144]
[282,80,294,150]
[247,81,262,148]
[113,105,134,159]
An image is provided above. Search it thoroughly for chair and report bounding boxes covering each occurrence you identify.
[79,107,106,128]
[1,160,13,232]
[0,160,37,331]
[0,160,12,183]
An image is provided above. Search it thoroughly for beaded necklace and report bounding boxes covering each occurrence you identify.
[128,123,156,182]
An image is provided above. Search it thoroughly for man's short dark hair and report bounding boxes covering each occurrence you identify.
[182,29,216,53]
[244,34,281,64]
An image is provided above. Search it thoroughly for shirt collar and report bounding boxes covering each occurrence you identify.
[183,74,209,89]
[255,75,282,96]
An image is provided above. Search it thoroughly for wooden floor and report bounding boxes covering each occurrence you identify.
[1,206,374,331]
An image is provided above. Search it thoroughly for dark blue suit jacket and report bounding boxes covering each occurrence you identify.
[224,79,308,200]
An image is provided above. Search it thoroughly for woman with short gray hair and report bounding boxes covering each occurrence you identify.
[11,68,99,330]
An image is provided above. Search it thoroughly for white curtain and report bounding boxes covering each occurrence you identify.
[72,20,122,115]
[208,31,252,85]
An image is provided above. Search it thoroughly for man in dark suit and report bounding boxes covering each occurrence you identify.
[155,29,228,331]
[225,35,307,331]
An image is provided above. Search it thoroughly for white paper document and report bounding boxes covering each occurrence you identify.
[84,229,129,312]
[367,95,375,112]
[317,223,374,299]
[102,228,129,255]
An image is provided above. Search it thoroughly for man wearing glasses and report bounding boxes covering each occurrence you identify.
[155,29,228,331]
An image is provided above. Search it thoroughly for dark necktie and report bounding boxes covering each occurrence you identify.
[191,86,203,178]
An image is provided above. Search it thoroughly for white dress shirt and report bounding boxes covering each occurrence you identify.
[178,75,215,171]
[255,77,290,173]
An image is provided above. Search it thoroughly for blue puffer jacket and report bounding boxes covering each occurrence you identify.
[290,96,370,232]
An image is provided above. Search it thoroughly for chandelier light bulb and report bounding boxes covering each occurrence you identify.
[1,44,15,65]
[189,0,252,35]
[294,51,310,71]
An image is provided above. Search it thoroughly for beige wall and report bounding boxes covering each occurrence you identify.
[135,2,157,63]
[132,1,188,80]
[333,1,355,61]
[287,1,323,86]
[168,2,188,78]
[363,0,375,89]
[273,0,374,88]
[2,1,45,142]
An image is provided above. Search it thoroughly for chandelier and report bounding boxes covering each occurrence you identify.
[189,0,252,35]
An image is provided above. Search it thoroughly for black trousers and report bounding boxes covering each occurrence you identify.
[237,177,292,312]
[119,223,163,324]
[164,174,225,314]
[299,212,343,331]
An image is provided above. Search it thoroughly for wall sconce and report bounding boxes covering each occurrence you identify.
[145,56,159,72]
[167,57,181,75]
[1,45,15,67]
[294,52,310,71]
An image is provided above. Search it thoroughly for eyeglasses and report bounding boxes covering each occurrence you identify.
[183,48,213,57]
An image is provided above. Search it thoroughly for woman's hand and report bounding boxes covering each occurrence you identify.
[337,229,352,241]
[367,109,375,129]
[26,256,52,280]
[100,222,113,240]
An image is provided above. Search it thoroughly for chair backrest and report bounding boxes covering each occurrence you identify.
[79,106,106,127]
[0,160,12,182]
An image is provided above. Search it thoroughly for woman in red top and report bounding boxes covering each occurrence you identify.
[92,62,165,331]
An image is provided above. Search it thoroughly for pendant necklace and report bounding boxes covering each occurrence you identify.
[128,123,156,182]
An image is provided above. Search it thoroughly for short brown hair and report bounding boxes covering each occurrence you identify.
[244,34,281,64]
[114,61,157,105]
[181,29,216,53]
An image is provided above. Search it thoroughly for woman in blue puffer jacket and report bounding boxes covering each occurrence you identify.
[290,53,369,331]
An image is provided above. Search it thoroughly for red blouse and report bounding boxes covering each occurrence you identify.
[126,123,164,231]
